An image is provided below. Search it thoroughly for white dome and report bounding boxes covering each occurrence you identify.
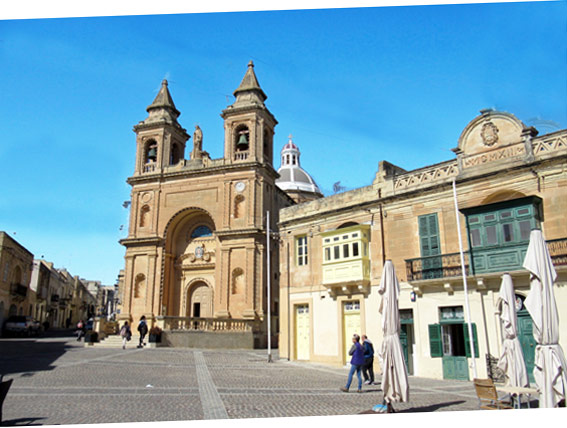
[276,135,322,195]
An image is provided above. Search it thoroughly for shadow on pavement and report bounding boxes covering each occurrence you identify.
[1,417,45,426]
[359,400,467,414]
[0,331,76,378]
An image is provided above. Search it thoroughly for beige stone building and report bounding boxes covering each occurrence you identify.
[0,232,34,331]
[278,110,567,381]
[118,62,302,347]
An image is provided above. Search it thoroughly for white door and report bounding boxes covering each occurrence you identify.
[295,304,310,360]
[343,300,361,364]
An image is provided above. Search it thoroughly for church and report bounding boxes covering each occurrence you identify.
[118,62,320,348]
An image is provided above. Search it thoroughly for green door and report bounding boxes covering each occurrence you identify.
[517,311,536,384]
[419,214,442,279]
[400,324,409,368]
[442,356,469,381]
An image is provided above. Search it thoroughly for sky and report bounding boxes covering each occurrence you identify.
[1,1,565,285]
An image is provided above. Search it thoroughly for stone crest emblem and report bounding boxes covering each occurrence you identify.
[195,245,204,259]
[481,121,499,147]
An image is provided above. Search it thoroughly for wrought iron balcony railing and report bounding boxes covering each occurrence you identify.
[405,237,567,282]
[405,252,470,282]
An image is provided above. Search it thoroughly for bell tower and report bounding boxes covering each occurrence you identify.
[133,79,189,175]
[221,61,277,167]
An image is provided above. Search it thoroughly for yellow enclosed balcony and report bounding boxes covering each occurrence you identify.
[321,224,371,292]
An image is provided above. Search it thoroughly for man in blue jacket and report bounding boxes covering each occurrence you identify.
[340,334,365,393]
[362,334,375,385]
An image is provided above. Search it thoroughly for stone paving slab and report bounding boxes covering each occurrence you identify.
[0,334,485,426]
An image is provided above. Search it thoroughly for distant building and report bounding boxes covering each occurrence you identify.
[0,232,34,331]
[278,110,567,381]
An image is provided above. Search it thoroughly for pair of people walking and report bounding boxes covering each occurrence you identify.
[119,316,149,349]
[340,334,375,392]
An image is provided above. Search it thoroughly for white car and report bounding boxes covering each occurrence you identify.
[3,316,42,336]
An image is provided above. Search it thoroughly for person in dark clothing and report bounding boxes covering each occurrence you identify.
[362,334,375,385]
[137,316,148,348]
[340,334,365,393]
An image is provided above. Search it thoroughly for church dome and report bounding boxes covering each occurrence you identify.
[276,135,322,201]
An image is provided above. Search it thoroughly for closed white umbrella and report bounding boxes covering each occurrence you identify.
[377,260,409,412]
[496,273,529,388]
[523,229,567,407]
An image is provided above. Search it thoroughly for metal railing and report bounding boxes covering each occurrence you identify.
[405,252,470,281]
[162,316,260,333]
[548,238,567,266]
[405,237,567,281]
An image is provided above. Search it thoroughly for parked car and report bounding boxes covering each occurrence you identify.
[2,316,42,336]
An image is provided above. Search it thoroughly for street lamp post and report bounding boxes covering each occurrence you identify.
[266,210,273,363]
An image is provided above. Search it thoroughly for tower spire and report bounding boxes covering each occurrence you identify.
[232,60,267,104]
[145,79,181,123]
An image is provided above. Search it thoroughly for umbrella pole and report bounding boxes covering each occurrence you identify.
[452,179,478,379]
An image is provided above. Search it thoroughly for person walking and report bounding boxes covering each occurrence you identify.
[362,334,375,385]
[76,320,85,341]
[340,334,365,393]
[120,321,131,350]
[137,316,148,348]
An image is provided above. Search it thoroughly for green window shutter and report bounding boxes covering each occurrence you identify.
[428,324,443,358]
[418,214,440,257]
[464,323,479,358]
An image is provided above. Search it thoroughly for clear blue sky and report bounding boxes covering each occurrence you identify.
[1,1,565,284]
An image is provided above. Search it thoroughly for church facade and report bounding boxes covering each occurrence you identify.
[118,62,295,347]
[278,110,567,381]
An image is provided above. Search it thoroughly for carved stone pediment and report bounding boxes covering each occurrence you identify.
[454,110,530,170]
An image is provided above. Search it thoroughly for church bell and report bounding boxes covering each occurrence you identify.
[147,147,157,160]
[236,133,249,150]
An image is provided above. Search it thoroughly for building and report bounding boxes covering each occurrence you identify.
[118,62,300,347]
[276,136,323,203]
[278,110,567,381]
[0,232,34,331]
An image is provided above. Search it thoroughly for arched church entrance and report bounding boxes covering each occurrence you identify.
[162,207,216,318]
[186,281,213,318]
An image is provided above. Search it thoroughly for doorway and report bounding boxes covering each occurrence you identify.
[342,300,361,364]
[295,304,310,360]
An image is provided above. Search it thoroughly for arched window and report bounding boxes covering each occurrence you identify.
[191,225,213,239]
[263,129,271,158]
[170,143,182,165]
[12,265,22,285]
[232,268,245,294]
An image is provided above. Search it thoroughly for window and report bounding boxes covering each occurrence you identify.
[464,197,542,274]
[352,242,359,257]
[296,236,308,266]
[191,226,213,239]
[321,224,370,266]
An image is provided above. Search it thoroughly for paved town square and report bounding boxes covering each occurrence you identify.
[0,332,489,426]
